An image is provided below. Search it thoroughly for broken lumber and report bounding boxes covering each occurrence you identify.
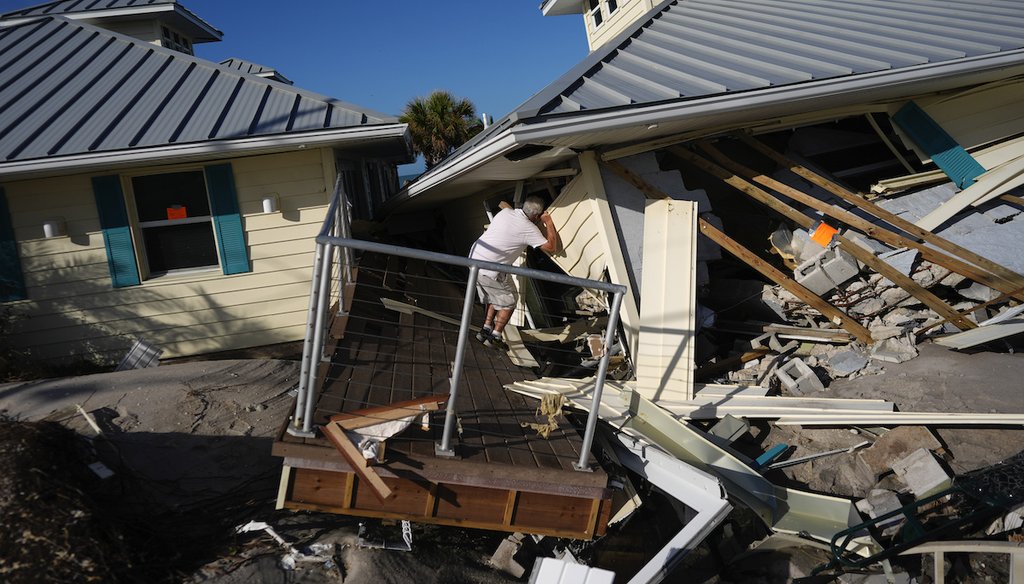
[329,393,448,430]
[322,421,393,502]
[737,134,1024,299]
[599,156,874,343]
[700,140,1024,299]
[697,218,876,344]
[670,146,976,331]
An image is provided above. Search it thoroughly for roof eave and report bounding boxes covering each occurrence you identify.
[0,124,410,181]
[540,0,585,17]
[2,4,224,42]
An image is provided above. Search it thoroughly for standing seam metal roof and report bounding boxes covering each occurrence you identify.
[0,15,398,165]
[520,0,1024,117]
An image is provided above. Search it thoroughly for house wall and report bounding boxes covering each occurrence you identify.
[2,148,337,362]
[90,19,161,44]
[585,0,655,52]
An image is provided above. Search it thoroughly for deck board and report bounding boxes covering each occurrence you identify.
[274,253,607,534]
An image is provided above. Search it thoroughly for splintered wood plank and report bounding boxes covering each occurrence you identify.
[329,394,448,429]
[671,146,975,333]
[697,217,875,344]
[322,421,393,502]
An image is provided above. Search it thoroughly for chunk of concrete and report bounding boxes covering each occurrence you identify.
[856,489,905,538]
[775,357,825,395]
[870,335,918,364]
[858,427,943,478]
[795,245,860,295]
[828,349,869,377]
[879,247,919,277]
[489,533,532,578]
[891,448,952,498]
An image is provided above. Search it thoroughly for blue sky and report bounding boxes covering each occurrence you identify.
[0,1,589,171]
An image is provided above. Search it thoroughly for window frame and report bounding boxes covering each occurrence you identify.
[588,0,604,28]
[123,165,222,281]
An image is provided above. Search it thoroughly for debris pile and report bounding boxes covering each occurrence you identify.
[0,418,131,584]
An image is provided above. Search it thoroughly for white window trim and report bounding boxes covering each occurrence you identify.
[122,164,220,280]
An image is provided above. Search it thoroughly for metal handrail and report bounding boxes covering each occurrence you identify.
[290,184,627,471]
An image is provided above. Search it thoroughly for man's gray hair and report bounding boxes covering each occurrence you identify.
[522,195,546,218]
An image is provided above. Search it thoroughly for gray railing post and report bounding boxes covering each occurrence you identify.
[437,265,480,456]
[290,242,325,436]
[301,241,336,434]
[575,289,625,471]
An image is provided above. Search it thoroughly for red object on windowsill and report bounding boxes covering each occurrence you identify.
[167,206,187,220]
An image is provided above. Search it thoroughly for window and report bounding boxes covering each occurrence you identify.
[131,171,218,275]
[93,164,249,288]
[588,0,603,27]
[161,25,193,55]
[607,0,618,14]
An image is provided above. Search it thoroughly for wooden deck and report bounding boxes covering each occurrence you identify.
[273,254,612,539]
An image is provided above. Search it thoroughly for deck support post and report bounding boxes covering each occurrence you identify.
[575,289,625,471]
[437,265,480,456]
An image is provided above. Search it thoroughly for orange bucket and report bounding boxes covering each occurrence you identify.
[809,221,839,247]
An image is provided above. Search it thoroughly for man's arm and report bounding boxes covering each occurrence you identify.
[537,212,561,254]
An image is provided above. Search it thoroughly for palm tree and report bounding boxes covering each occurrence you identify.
[400,91,483,170]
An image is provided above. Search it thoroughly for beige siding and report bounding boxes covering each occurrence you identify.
[98,19,161,44]
[893,79,1024,162]
[3,148,334,362]
[586,0,654,52]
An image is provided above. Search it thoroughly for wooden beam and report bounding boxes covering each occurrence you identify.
[698,140,1024,301]
[669,147,976,331]
[329,393,448,430]
[600,155,876,342]
[694,347,772,381]
[697,218,876,344]
[737,134,1024,298]
[502,490,519,526]
[322,421,393,502]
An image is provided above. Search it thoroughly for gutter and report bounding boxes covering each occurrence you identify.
[0,124,410,181]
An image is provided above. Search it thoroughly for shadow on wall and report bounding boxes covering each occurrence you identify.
[2,256,312,380]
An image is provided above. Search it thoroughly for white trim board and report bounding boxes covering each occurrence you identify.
[636,198,698,401]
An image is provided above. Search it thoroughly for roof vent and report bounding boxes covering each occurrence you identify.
[504,144,553,162]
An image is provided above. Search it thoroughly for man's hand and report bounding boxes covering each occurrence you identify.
[538,211,561,254]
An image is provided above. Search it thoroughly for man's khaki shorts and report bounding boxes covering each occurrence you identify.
[476,273,517,310]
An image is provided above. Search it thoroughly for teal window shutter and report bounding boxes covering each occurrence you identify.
[0,187,27,301]
[92,175,141,288]
[892,101,987,189]
[205,163,251,275]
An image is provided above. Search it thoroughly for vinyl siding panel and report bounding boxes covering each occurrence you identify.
[588,1,653,51]
[4,147,332,362]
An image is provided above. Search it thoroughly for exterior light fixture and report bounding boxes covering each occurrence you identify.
[262,194,280,214]
[43,218,66,238]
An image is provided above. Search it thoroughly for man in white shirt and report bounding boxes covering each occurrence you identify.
[468,195,561,347]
